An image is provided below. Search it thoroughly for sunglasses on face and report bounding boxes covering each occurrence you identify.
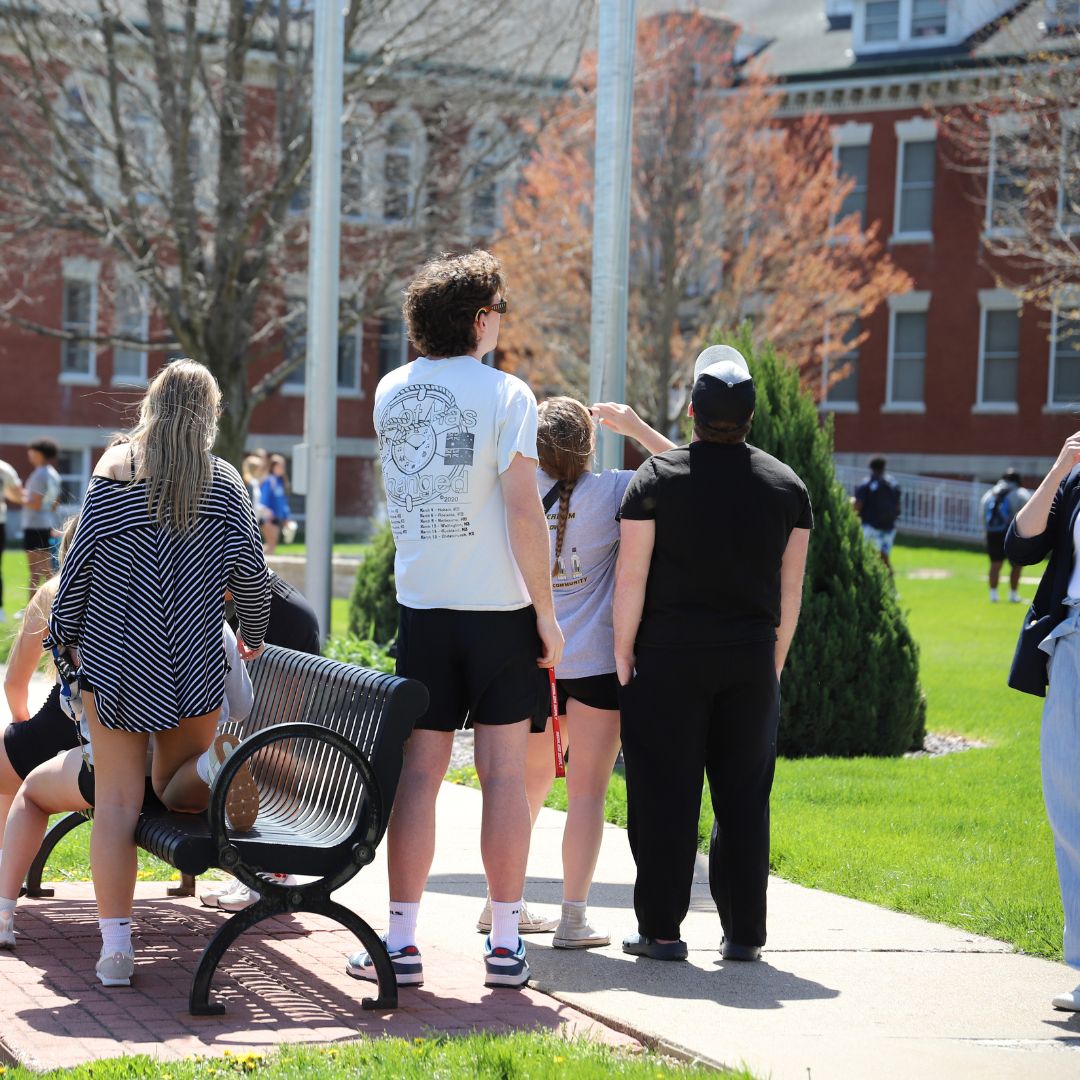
[476,299,508,320]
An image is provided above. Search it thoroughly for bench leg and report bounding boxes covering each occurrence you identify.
[167,874,197,898]
[188,901,265,1016]
[23,812,89,898]
[313,897,398,1012]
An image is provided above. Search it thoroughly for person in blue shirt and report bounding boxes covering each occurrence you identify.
[259,454,291,554]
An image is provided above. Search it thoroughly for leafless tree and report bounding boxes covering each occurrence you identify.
[0,0,592,460]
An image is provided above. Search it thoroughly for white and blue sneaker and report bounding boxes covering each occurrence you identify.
[483,935,530,988]
[345,937,424,987]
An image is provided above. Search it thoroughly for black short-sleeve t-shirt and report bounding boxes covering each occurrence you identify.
[618,442,813,648]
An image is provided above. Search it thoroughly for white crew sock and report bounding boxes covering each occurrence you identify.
[99,917,132,955]
[1010,590,1021,603]
[489,899,521,951]
[989,588,999,602]
[562,898,587,909]
[195,750,212,785]
[386,900,419,952]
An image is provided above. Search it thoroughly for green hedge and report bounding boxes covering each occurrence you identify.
[721,327,926,756]
[347,522,399,644]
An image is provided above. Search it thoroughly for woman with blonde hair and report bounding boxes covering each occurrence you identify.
[44,359,270,987]
[478,397,674,946]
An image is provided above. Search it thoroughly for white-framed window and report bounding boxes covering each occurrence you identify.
[467,123,511,236]
[856,0,952,51]
[281,301,364,398]
[865,0,900,40]
[112,278,148,385]
[822,318,861,411]
[380,111,426,225]
[377,317,408,378]
[910,0,948,38]
[885,291,929,411]
[60,258,99,384]
[1048,302,1080,409]
[342,103,376,222]
[336,326,362,394]
[55,448,90,511]
[832,122,873,230]
[986,115,1028,236]
[893,118,936,241]
[974,290,1021,412]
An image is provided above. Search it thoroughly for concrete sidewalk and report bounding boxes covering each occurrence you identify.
[340,781,1080,1079]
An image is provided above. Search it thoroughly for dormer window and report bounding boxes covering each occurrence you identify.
[856,0,953,51]
[865,1,900,41]
[911,0,947,37]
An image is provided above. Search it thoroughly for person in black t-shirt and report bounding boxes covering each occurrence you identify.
[853,457,901,576]
[613,345,812,963]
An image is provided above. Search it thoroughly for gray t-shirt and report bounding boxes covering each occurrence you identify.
[0,458,20,526]
[538,466,632,680]
[22,464,61,531]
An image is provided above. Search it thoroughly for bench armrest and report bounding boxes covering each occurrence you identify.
[208,722,384,871]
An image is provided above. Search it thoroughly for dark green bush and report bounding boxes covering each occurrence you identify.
[348,522,399,644]
[718,327,925,756]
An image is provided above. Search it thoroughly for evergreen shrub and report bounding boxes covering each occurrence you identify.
[348,522,399,644]
[718,327,926,756]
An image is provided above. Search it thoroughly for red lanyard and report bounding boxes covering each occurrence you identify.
[548,668,565,778]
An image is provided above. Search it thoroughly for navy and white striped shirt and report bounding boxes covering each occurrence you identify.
[47,458,270,733]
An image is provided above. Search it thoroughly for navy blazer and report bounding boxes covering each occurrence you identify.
[1004,464,1080,695]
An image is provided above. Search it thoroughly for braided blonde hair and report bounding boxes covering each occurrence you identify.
[537,397,594,576]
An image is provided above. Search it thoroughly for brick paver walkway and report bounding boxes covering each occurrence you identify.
[0,884,639,1070]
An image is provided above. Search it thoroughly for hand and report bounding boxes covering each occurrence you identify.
[1052,431,1080,479]
[615,654,635,686]
[590,402,643,439]
[535,613,564,669]
[236,636,265,662]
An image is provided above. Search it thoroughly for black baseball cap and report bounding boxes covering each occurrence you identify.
[691,345,755,428]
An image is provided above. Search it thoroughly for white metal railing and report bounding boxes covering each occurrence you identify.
[833,464,986,543]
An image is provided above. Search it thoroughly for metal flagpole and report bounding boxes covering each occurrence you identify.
[588,0,637,471]
[297,0,344,644]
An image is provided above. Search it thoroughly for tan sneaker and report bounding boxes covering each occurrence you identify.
[476,898,558,934]
[552,903,610,949]
[206,733,260,832]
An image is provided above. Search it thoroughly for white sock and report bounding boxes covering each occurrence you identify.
[195,750,212,785]
[490,899,521,950]
[562,898,587,909]
[0,895,16,914]
[99,917,132,954]
[1010,590,1021,602]
[989,588,999,602]
[386,900,419,952]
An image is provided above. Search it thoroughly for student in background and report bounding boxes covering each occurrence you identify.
[853,457,901,577]
[981,468,1030,603]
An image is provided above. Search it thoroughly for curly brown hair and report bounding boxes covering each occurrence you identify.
[402,250,505,359]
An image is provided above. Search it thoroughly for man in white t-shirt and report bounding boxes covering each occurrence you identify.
[0,457,22,622]
[347,250,563,992]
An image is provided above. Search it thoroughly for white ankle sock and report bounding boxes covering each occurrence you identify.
[0,896,16,915]
[562,898,586,909]
[490,899,521,950]
[195,750,212,785]
[386,901,419,952]
[99,917,132,954]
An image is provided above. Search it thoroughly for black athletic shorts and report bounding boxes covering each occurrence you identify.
[397,605,542,732]
[986,531,1012,563]
[22,527,52,552]
[3,683,82,780]
[533,671,621,730]
[76,764,163,812]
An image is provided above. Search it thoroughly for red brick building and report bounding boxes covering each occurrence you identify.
[721,0,1080,480]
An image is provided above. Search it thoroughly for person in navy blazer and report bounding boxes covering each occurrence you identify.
[1005,431,1080,1012]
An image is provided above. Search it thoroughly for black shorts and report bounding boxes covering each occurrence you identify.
[532,672,621,730]
[986,531,1012,563]
[3,683,82,779]
[76,764,163,812]
[397,605,542,732]
[22,527,52,552]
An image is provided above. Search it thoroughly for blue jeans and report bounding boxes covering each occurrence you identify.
[1040,600,1080,969]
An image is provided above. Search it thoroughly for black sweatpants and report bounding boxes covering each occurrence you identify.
[619,640,780,945]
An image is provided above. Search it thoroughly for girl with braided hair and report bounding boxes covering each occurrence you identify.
[477,397,674,947]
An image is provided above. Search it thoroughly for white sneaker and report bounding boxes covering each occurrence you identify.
[989,589,999,603]
[1009,591,1022,603]
[0,910,14,949]
[1053,984,1080,1011]
[217,873,298,912]
[200,876,243,909]
[96,948,135,987]
[552,903,610,949]
[476,898,558,934]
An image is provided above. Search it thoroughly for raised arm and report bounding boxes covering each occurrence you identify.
[1010,432,1080,559]
[500,451,564,668]
[591,402,677,456]
[613,518,655,686]
[4,584,53,722]
[775,528,810,679]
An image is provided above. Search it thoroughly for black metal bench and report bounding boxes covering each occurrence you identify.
[24,645,428,1016]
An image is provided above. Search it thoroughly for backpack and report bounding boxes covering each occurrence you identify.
[985,490,1012,533]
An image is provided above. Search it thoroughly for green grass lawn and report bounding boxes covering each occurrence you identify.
[0,1031,735,1079]
[455,540,1063,962]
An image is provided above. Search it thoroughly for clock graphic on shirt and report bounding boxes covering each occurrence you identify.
[377,383,478,512]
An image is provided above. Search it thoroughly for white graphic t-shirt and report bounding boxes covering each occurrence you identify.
[374,355,539,610]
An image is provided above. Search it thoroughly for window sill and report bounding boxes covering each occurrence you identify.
[983,227,1023,240]
[971,403,1018,414]
[1043,402,1079,414]
[58,373,99,387]
[280,383,306,397]
[111,377,147,390]
[336,388,364,400]
[881,402,926,414]
[819,401,859,413]
[889,231,933,246]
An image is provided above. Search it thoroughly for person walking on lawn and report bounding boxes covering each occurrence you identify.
[347,250,563,991]
[613,345,812,962]
[853,457,901,576]
[981,467,1030,603]
[1004,431,1080,1012]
